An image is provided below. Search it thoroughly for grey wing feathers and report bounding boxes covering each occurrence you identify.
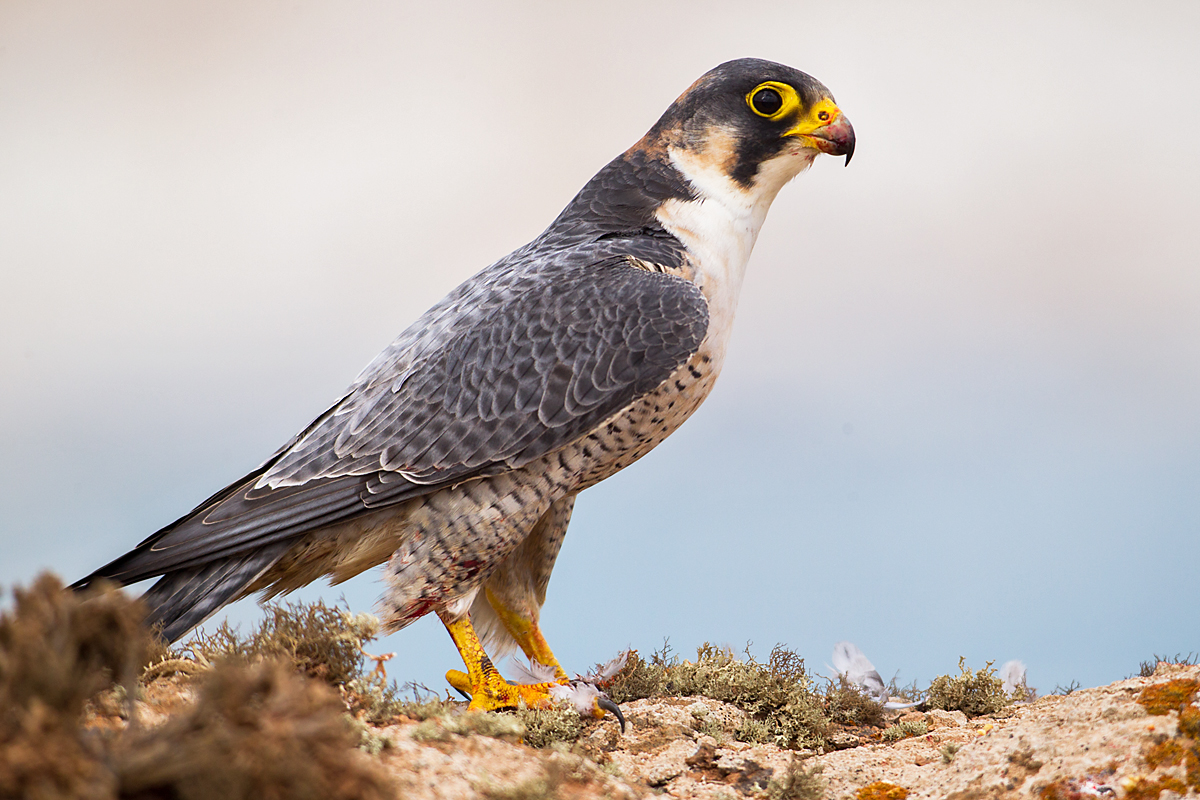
[139,541,292,642]
[75,253,707,592]
[265,254,708,487]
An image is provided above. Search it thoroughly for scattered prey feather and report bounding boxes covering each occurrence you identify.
[831,641,920,710]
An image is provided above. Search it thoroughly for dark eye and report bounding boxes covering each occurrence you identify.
[750,87,783,117]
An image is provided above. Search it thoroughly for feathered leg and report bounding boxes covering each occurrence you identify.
[469,495,576,679]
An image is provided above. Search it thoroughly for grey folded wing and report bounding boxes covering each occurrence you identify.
[75,254,709,587]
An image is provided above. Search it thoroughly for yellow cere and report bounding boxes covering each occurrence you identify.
[784,97,843,137]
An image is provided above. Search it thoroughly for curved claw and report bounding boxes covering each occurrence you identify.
[597,696,626,732]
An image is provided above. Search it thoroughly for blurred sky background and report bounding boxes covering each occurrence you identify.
[2,1,1198,695]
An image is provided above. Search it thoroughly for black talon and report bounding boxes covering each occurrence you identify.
[597,696,626,733]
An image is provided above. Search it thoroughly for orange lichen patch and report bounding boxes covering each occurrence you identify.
[1037,780,1073,800]
[1136,679,1198,715]
[1187,743,1200,791]
[1122,775,1188,800]
[1143,737,1185,769]
[856,780,909,800]
[1179,705,1200,739]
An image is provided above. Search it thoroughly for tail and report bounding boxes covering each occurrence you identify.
[74,542,289,644]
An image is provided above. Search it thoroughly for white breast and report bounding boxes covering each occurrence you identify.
[654,142,817,373]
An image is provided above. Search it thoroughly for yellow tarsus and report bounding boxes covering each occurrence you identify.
[485,588,570,682]
[440,612,559,711]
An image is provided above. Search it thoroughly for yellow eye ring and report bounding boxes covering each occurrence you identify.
[746,81,801,120]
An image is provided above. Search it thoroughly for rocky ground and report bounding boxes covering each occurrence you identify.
[124,661,1200,799]
[3,580,1196,799]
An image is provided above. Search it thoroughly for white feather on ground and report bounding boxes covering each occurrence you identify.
[830,641,920,710]
[1000,659,1027,695]
[508,651,631,725]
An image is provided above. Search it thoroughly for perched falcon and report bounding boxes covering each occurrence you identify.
[74,58,854,717]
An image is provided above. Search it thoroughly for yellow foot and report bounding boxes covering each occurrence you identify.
[444,667,561,712]
[437,612,625,729]
[445,667,626,731]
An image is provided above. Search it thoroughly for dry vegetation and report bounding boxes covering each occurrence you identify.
[2,573,1197,799]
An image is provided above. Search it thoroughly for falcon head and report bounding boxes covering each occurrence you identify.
[633,58,855,203]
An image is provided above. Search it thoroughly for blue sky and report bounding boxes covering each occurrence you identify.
[2,0,1197,695]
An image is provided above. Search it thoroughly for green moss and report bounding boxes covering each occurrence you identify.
[409,718,452,743]
[940,742,961,764]
[1008,680,1038,703]
[881,720,928,741]
[178,598,445,726]
[690,705,730,740]
[926,658,1010,717]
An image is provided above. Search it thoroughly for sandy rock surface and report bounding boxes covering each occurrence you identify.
[109,662,1198,799]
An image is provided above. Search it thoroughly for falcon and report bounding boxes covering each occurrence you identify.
[74,58,855,719]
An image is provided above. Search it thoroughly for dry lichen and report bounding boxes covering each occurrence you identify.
[183,600,379,686]
[764,757,825,800]
[0,574,393,800]
[410,710,525,743]
[1138,653,1199,678]
[824,675,888,728]
[0,574,150,800]
[516,705,586,749]
[115,659,393,799]
[881,720,928,741]
[599,642,674,703]
[673,644,827,749]
[603,641,828,749]
[926,658,1010,717]
[178,599,446,725]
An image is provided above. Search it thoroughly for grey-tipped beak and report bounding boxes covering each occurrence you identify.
[597,696,626,733]
[812,114,856,166]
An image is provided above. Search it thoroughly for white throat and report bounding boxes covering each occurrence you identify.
[654,144,816,369]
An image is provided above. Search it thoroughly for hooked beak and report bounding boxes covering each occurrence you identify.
[596,696,626,732]
[787,102,856,167]
[810,113,856,166]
